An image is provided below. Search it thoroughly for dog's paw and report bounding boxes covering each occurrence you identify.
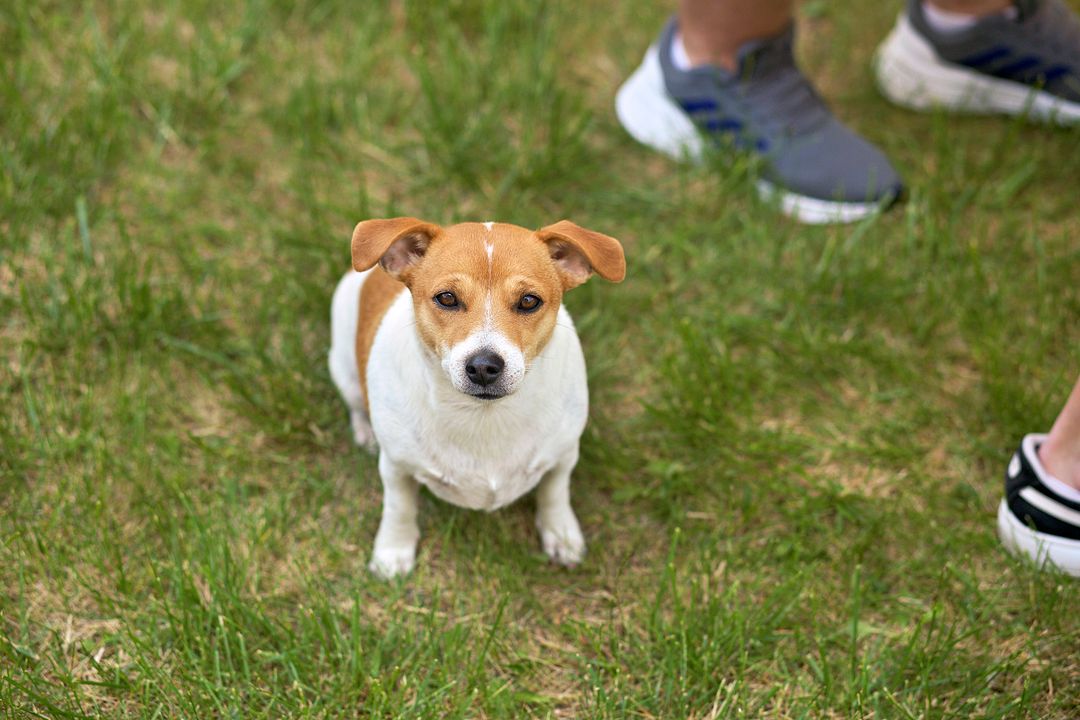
[537,513,585,567]
[368,544,416,580]
[350,411,378,453]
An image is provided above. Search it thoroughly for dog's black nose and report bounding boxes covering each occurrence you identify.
[465,352,504,386]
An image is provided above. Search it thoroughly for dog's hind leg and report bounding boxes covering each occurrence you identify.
[349,410,377,451]
[328,346,377,451]
[329,271,377,452]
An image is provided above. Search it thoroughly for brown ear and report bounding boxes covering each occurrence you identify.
[351,217,442,281]
[536,220,626,289]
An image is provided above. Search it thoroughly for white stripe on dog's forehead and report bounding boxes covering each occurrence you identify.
[481,224,495,270]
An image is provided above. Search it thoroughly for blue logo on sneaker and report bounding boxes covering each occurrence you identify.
[958,46,1011,68]
[677,99,770,152]
[957,45,1073,86]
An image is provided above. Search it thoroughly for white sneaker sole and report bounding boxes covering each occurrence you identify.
[615,46,893,225]
[997,498,1080,577]
[875,14,1080,123]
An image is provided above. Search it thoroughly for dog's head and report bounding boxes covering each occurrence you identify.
[351,218,625,400]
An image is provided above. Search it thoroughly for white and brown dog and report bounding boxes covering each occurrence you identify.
[328,217,625,578]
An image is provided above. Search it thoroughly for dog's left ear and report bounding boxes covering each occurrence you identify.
[351,217,442,282]
[536,220,626,289]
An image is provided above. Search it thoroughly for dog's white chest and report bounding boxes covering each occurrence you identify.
[415,451,551,511]
[364,299,588,513]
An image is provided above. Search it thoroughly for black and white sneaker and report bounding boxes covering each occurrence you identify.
[997,433,1080,576]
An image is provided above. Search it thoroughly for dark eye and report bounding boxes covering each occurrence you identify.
[434,291,459,308]
[516,294,542,313]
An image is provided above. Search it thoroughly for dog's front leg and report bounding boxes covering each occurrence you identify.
[369,454,420,579]
[535,451,585,567]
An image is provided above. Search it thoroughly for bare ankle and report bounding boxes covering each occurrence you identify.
[925,0,1014,15]
[1039,439,1080,491]
[679,31,738,71]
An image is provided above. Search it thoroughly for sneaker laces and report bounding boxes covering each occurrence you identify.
[727,29,832,138]
[1014,0,1080,59]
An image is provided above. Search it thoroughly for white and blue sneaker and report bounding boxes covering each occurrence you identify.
[998,434,1080,577]
[876,0,1080,122]
[616,18,903,225]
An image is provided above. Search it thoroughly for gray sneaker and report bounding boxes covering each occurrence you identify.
[615,18,902,225]
[876,0,1080,122]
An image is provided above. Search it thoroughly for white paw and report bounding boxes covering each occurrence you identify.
[368,544,416,580]
[350,411,378,452]
[537,512,586,567]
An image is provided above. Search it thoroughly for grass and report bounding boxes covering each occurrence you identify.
[2,0,1079,717]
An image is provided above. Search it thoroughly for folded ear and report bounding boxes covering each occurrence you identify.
[351,217,442,282]
[536,220,626,289]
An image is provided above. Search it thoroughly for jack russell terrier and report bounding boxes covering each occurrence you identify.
[328,217,625,578]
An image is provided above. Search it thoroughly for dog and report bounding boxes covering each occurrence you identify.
[328,217,625,578]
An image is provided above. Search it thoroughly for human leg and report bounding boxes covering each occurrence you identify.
[925,0,1013,13]
[676,0,793,71]
[1039,375,1080,490]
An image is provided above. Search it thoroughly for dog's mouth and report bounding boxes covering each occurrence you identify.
[468,390,507,401]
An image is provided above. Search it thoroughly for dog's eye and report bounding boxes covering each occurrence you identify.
[434,291,459,309]
[516,294,542,313]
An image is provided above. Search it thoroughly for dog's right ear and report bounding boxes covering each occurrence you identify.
[351,217,442,282]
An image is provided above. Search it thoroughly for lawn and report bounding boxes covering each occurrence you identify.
[2,0,1079,717]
